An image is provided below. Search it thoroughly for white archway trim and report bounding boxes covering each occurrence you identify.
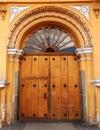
[0,80,9,88]
[76,47,92,55]
[8,49,23,62]
[91,79,100,87]
[8,6,93,48]
[8,49,23,56]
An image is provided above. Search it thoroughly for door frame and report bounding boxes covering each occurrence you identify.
[7,47,93,123]
[19,52,81,120]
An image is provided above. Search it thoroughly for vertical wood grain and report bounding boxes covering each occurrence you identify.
[32,56,39,117]
[50,56,61,119]
[19,56,32,118]
[60,56,69,119]
[38,56,49,117]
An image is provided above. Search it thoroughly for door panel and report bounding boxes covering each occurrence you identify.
[32,56,39,117]
[72,56,81,119]
[38,56,49,117]
[60,56,69,119]
[19,56,32,118]
[50,56,61,119]
[68,56,81,119]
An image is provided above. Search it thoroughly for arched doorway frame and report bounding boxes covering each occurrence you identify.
[7,6,93,48]
[7,6,93,124]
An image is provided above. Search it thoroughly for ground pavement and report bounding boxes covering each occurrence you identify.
[0,121,100,130]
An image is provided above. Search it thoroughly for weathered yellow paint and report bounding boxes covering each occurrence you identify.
[0,0,100,127]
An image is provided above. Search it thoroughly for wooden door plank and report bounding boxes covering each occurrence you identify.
[38,56,49,118]
[32,56,39,118]
[60,56,69,119]
[68,56,81,119]
[19,56,32,118]
[50,56,61,119]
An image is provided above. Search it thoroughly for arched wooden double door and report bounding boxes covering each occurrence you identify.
[19,53,81,120]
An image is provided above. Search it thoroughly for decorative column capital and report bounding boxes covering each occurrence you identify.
[8,49,24,62]
[0,80,9,88]
[76,47,92,61]
[90,79,100,87]
[8,49,23,56]
[76,47,92,56]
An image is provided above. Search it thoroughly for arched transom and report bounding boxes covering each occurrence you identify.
[24,26,76,53]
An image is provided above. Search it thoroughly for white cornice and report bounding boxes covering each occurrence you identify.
[0,0,94,3]
[76,47,92,55]
[90,80,100,87]
[8,49,23,56]
[0,80,9,88]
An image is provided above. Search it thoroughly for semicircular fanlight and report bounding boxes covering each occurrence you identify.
[24,27,76,53]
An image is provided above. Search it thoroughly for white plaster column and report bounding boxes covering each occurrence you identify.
[0,62,9,128]
[76,47,95,124]
[7,49,23,124]
[91,77,100,126]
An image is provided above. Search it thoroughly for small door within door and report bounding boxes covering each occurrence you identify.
[19,56,49,118]
[19,54,81,120]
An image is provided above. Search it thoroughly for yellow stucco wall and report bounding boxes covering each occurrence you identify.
[0,0,100,127]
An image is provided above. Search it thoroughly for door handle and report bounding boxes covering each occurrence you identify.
[44,93,46,99]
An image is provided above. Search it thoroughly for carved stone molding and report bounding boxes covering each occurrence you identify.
[7,6,93,49]
[93,3,100,18]
[0,3,7,20]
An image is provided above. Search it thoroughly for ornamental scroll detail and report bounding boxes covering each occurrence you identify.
[71,5,89,20]
[93,3,100,18]
[10,6,30,22]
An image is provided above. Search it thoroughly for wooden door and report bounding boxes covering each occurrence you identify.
[68,55,81,119]
[19,54,81,120]
[49,55,81,120]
